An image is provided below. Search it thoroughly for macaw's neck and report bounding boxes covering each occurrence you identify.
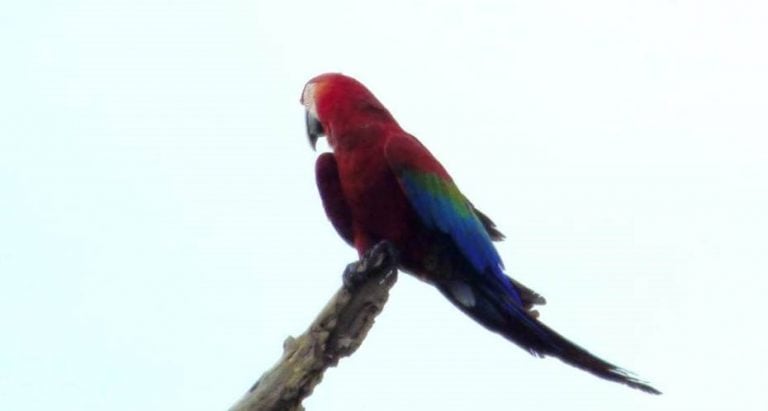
[326,108,402,152]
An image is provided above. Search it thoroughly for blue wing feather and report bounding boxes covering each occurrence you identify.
[398,170,523,307]
[383,134,524,304]
[399,171,496,270]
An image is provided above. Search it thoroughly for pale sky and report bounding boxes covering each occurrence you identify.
[1,1,767,410]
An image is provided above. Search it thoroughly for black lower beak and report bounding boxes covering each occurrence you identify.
[305,111,324,150]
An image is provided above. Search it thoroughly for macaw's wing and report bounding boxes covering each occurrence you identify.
[384,135,515,291]
[383,136,660,395]
[384,135,547,309]
[315,152,354,246]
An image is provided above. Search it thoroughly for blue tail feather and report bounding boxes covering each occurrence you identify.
[436,270,661,394]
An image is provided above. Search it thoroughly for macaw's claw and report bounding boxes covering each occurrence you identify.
[343,241,399,289]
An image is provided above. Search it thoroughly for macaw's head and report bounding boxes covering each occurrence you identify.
[301,73,396,150]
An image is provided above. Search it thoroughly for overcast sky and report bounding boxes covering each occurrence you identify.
[2,1,767,410]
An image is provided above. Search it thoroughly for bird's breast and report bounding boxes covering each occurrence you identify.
[334,146,416,254]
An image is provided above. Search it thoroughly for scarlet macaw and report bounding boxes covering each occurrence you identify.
[301,73,659,394]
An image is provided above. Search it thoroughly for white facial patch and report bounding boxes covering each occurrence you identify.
[450,282,476,308]
[302,83,319,119]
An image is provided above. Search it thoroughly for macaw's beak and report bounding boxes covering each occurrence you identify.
[305,111,324,150]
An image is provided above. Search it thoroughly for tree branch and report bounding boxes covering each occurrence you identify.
[229,242,399,411]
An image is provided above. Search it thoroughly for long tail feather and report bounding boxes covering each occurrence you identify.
[437,279,661,395]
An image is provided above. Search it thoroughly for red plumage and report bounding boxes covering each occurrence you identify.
[308,74,437,271]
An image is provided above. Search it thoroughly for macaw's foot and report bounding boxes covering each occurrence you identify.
[343,241,399,289]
